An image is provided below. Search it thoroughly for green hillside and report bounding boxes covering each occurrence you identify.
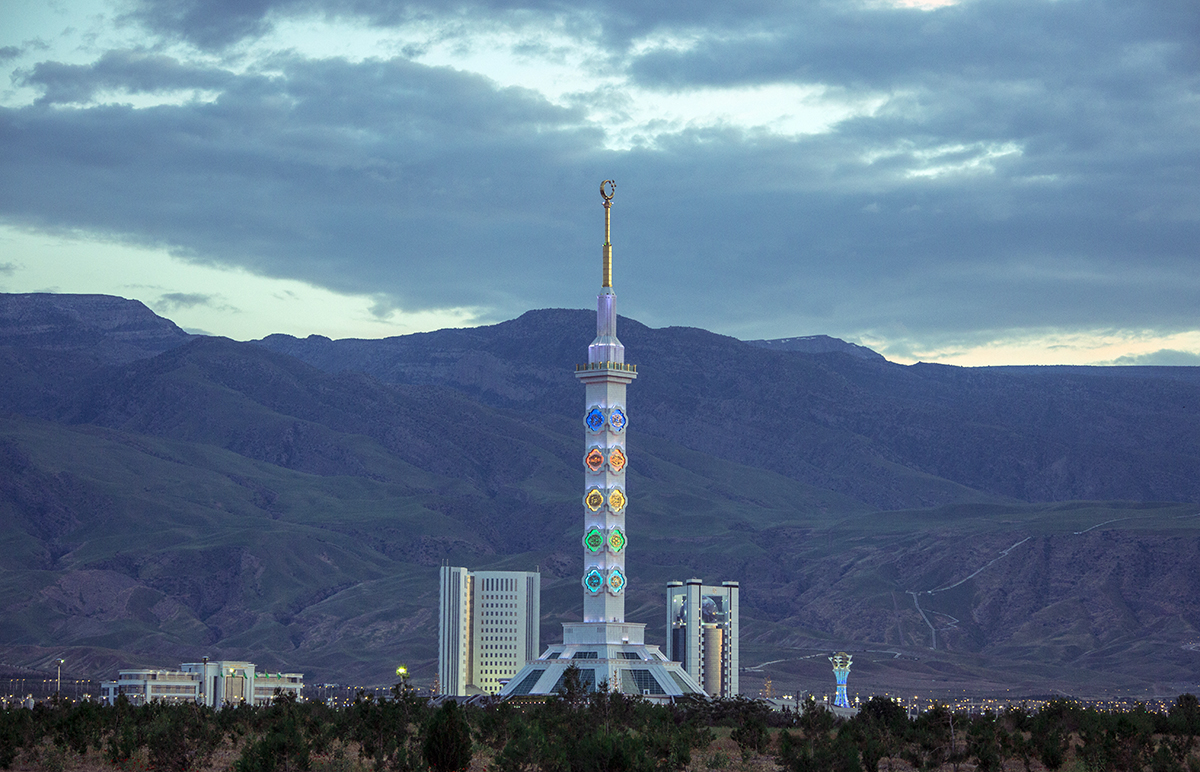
[0,411,870,686]
[2,295,1199,699]
[4,412,1198,699]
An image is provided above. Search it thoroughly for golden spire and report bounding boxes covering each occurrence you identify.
[600,179,615,288]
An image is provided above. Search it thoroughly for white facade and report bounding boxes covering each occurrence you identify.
[438,566,541,696]
[500,181,705,701]
[99,661,302,706]
[667,580,740,698]
[99,669,200,706]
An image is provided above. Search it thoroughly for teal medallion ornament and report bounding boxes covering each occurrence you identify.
[583,568,604,593]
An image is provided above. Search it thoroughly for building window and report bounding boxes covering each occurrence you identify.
[552,669,596,693]
[628,670,666,695]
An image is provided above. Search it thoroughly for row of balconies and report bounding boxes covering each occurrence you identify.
[575,361,637,372]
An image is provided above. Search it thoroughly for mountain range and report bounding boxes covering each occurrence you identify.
[1,292,1197,699]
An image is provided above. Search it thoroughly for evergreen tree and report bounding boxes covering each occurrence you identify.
[423,701,472,772]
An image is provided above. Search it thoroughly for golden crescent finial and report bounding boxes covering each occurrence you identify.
[600,180,615,287]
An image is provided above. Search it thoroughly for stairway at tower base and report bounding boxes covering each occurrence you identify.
[498,623,705,700]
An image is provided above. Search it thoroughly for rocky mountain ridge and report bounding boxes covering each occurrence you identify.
[256,309,1200,509]
[0,293,190,363]
[744,334,886,361]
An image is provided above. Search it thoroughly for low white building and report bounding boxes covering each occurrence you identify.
[100,660,302,706]
[100,668,201,705]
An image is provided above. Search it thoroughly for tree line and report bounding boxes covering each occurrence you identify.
[1,672,1198,772]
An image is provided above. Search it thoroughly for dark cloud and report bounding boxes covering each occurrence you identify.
[2,0,1199,345]
[119,0,778,50]
[1,55,601,315]
[0,262,16,276]
[119,0,289,49]
[157,292,217,309]
[0,47,21,62]
[626,0,1200,90]
[1111,350,1200,366]
[17,50,234,105]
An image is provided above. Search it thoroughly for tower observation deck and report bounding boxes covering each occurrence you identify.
[499,182,704,700]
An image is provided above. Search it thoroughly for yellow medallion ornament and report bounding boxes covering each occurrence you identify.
[608,447,626,473]
[585,488,604,511]
[608,488,626,513]
[585,448,605,472]
[607,567,626,594]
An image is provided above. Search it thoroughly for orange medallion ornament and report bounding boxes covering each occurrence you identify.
[585,448,604,472]
[608,447,626,473]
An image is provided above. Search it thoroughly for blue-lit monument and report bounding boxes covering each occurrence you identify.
[830,652,852,709]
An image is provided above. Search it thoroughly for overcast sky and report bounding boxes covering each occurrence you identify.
[1,0,1198,365]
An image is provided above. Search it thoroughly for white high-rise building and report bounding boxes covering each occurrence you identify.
[666,580,740,698]
[438,566,541,695]
[499,181,706,700]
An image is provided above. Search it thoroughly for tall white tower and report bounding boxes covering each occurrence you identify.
[500,181,704,699]
[577,178,635,622]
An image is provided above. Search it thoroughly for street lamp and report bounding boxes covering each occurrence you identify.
[391,665,409,700]
[56,659,65,698]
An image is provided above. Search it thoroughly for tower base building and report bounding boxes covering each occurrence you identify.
[503,622,704,699]
[667,580,739,698]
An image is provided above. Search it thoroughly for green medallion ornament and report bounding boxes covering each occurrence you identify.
[584,528,604,552]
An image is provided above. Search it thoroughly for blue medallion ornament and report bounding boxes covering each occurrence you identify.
[608,408,627,432]
[586,407,605,432]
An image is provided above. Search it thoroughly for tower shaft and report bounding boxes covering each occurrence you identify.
[577,179,634,623]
